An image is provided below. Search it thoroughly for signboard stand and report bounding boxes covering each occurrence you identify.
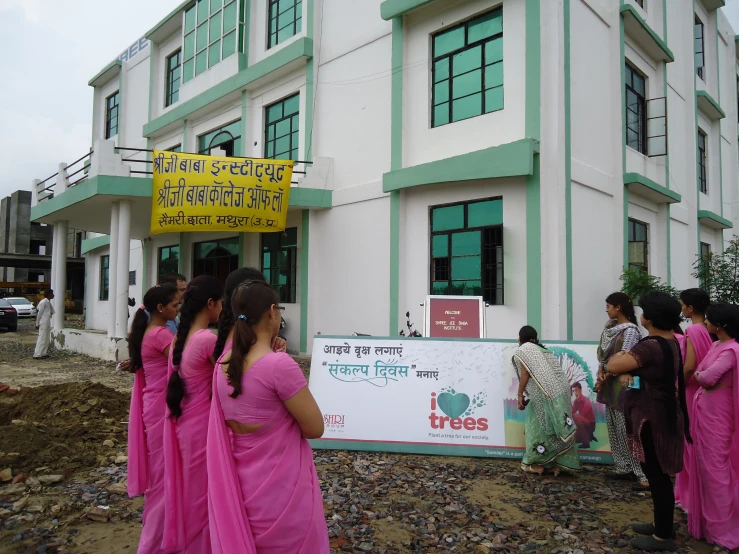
[423,295,485,339]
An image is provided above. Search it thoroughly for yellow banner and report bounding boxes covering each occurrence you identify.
[150,151,293,234]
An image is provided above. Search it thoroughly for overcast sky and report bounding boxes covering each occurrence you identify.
[2,0,739,200]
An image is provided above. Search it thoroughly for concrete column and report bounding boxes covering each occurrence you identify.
[108,204,120,337]
[52,220,68,330]
[115,200,132,338]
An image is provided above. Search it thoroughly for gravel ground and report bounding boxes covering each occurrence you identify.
[0,323,718,554]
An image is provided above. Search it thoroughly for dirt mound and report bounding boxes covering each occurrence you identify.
[0,382,129,474]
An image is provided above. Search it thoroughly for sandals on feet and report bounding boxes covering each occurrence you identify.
[521,464,544,475]
[630,535,677,552]
[631,523,656,535]
[711,546,730,554]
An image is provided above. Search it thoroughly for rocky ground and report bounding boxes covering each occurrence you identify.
[0,321,721,553]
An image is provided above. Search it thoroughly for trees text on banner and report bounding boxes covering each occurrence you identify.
[150,150,293,234]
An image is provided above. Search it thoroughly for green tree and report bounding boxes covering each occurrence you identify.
[692,236,739,304]
[620,268,679,304]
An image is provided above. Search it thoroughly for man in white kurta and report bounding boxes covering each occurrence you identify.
[34,290,55,359]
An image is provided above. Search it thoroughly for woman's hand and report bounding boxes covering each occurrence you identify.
[619,374,634,388]
[518,396,526,411]
[271,337,287,353]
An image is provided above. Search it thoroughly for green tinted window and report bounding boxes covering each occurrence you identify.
[432,204,464,231]
[451,231,480,256]
[432,234,448,257]
[432,8,504,128]
[183,0,239,83]
[268,0,303,49]
[265,94,300,160]
[468,199,502,227]
[261,227,298,303]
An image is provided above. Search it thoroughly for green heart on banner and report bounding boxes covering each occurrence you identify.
[437,392,470,419]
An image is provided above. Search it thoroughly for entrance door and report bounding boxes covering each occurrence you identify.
[192,237,239,284]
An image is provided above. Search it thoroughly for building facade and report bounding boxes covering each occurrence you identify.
[30,0,738,359]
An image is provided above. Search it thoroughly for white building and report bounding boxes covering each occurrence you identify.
[31,0,738,360]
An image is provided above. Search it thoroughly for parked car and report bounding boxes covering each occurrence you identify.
[5,297,37,318]
[0,299,18,331]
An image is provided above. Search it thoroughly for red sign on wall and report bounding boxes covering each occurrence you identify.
[424,296,485,338]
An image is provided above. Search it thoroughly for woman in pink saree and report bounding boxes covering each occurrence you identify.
[126,284,179,554]
[688,303,739,554]
[207,280,329,553]
[162,276,223,553]
[675,289,713,514]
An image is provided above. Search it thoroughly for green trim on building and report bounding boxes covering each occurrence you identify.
[300,210,310,353]
[304,0,315,160]
[145,0,193,40]
[80,235,111,255]
[91,93,99,147]
[389,17,403,336]
[148,42,156,124]
[524,0,541,332]
[698,210,733,230]
[30,176,152,221]
[382,138,539,193]
[620,14,628,270]
[144,38,314,137]
[694,0,701,257]
[624,173,682,204]
[242,0,251,67]
[88,59,122,87]
[564,0,573,340]
[380,0,434,20]
[290,187,332,208]
[696,90,726,120]
[619,4,675,62]
[182,119,189,152]
[663,0,671,283]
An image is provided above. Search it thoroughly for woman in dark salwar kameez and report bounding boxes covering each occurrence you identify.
[607,292,691,553]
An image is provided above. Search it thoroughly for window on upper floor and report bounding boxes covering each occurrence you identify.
[261,227,298,303]
[100,255,110,301]
[268,0,302,49]
[635,0,644,8]
[700,241,711,259]
[265,94,300,161]
[695,15,705,80]
[105,91,120,139]
[198,120,242,157]
[698,128,708,194]
[129,270,136,286]
[430,198,504,305]
[431,9,504,128]
[628,219,649,273]
[183,0,239,83]
[625,62,647,155]
[168,144,182,153]
[166,50,182,107]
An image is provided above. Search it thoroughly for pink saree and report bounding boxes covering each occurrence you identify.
[206,352,329,554]
[675,324,713,513]
[163,330,217,553]
[687,339,739,550]
[126,326,174,554]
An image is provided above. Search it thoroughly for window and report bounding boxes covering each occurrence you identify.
[198,120,242,157]
[430,199,504,304]
[268,0,302,49]
[100,255,110,301]
[432,8,504,128]
[635,0,644,7]
[625,63,647,154]
[700,242,711,259]
[628,219,649,273]
[183,0,239,83]
[265,95,299,160]
[261,228,298,303]
[695,15,705,80]
[166,50,182,107]
[698,129,708,194]
[129,270,136,286]
[168,144,182,153]
[193,237,239,283]
[158,245,180,279]
[105,91,120,139]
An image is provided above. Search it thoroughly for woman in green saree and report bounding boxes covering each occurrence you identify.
[513,326,581,475]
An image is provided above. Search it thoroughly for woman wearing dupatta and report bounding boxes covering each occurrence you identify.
[687,303,739,554]
[675,288,713,513]
[162,276,223,553]
[207,280,329,553]
[512,326,580,475]
[594,293,647,488]
[126,284,180,554]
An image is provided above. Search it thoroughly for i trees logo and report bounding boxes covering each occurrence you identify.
[429,388,488,431]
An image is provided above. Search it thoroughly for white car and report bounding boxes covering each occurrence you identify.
[5,297,37,318]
